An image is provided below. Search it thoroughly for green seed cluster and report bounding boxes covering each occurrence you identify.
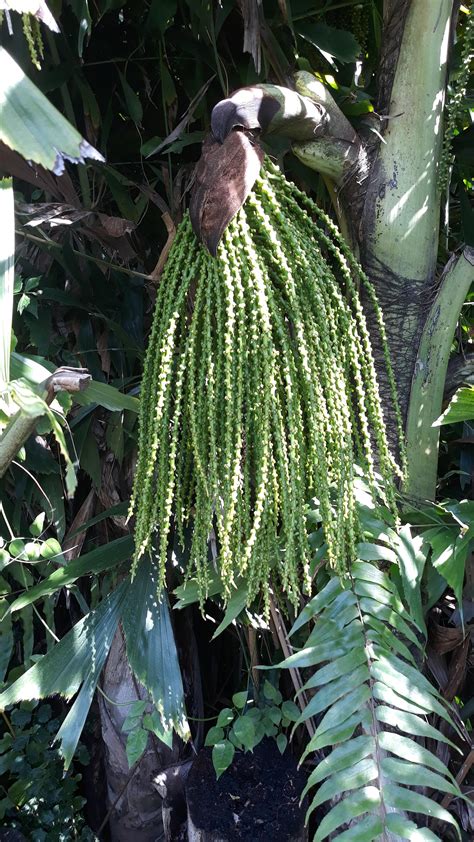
[22,14,44,70]
[129,158,403,608]
[439,10,473,192]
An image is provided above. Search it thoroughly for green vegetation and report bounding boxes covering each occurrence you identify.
[0,1,472,840]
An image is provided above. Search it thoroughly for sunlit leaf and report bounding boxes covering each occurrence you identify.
[121,556,189,740]
[0,47,103,175]
[433,385,474,426]
[0,179,14,390]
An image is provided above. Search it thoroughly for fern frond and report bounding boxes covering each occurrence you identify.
[279,562,464,841]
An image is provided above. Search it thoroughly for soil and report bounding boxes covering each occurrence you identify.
[186,739,307,841]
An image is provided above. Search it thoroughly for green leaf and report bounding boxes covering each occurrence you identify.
[385,813,443,840]
[377,732,457,781]
[334,815,384,841]
[205,726,225,747]
[174,569,223,608]
[142,709,173,747]
[302,736,373,798]
[423,526,469,611]
[121,714,142,733]
[381,758,460,798]
[40,537,64,560]
[290,577,343,634]
[300,683,370,731]
[212,740,234,779]
[75,380,140,413]
[212,584,248,638]
[313,786,381,842]
[146,0,177,34]
[376,706,458,748]
[353,579,408,619]
[263,680,282,704]
[29,512,45,537]
[70,0,92,57]
[130,700,147,717]
[371,651,454,725]
[0,179,14,389]
[126,728,148,767]
[160,61,176,105]
[359,597,421,648]
[356,543,397,564]
[117,70,143,125]
[295,22,360,64]
[233,715,256,751]
[10,352,139,413]
[297,664,369,723]
[121,557,189,740]
[276,733,287,754]
[434,385,474,425]
[303,716,367,762]
[308,758,378,815]
[280,624,360,669]
[0,47,103,175]
[384,783,461,836]
[281,700,300,722]
[217,707,234,728]
[9,534,134,612]
[9,539,26,559]
[300,649,367,693]
[393,525,427,633]
[267,706,282,726]
[372,682,427,716]
[232,691,248,709]
[365,615,418,664]
[0,598,12,682]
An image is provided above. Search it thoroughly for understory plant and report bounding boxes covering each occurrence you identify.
[204,678,301,779]
[0,700,96,841]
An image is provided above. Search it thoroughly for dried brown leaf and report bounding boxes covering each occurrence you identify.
[189,131,263,255]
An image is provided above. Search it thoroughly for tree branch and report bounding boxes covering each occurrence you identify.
[0,367,91,479]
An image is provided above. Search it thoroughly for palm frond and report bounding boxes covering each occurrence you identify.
[279,562,464,841]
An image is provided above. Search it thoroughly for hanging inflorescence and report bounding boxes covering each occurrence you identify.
[129,158,405,609]
[438,9,474,193]
[21,14,44,70]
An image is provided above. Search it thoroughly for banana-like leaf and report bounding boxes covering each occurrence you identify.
[280,560,463,841]
[0,47,104,175]
[9,533,134,612]
[0,582,127,767]
[121,556,190,740]
[0,178,14,390]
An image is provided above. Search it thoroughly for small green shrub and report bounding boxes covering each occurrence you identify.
[0,700,97,841]
[206,679,300,779]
